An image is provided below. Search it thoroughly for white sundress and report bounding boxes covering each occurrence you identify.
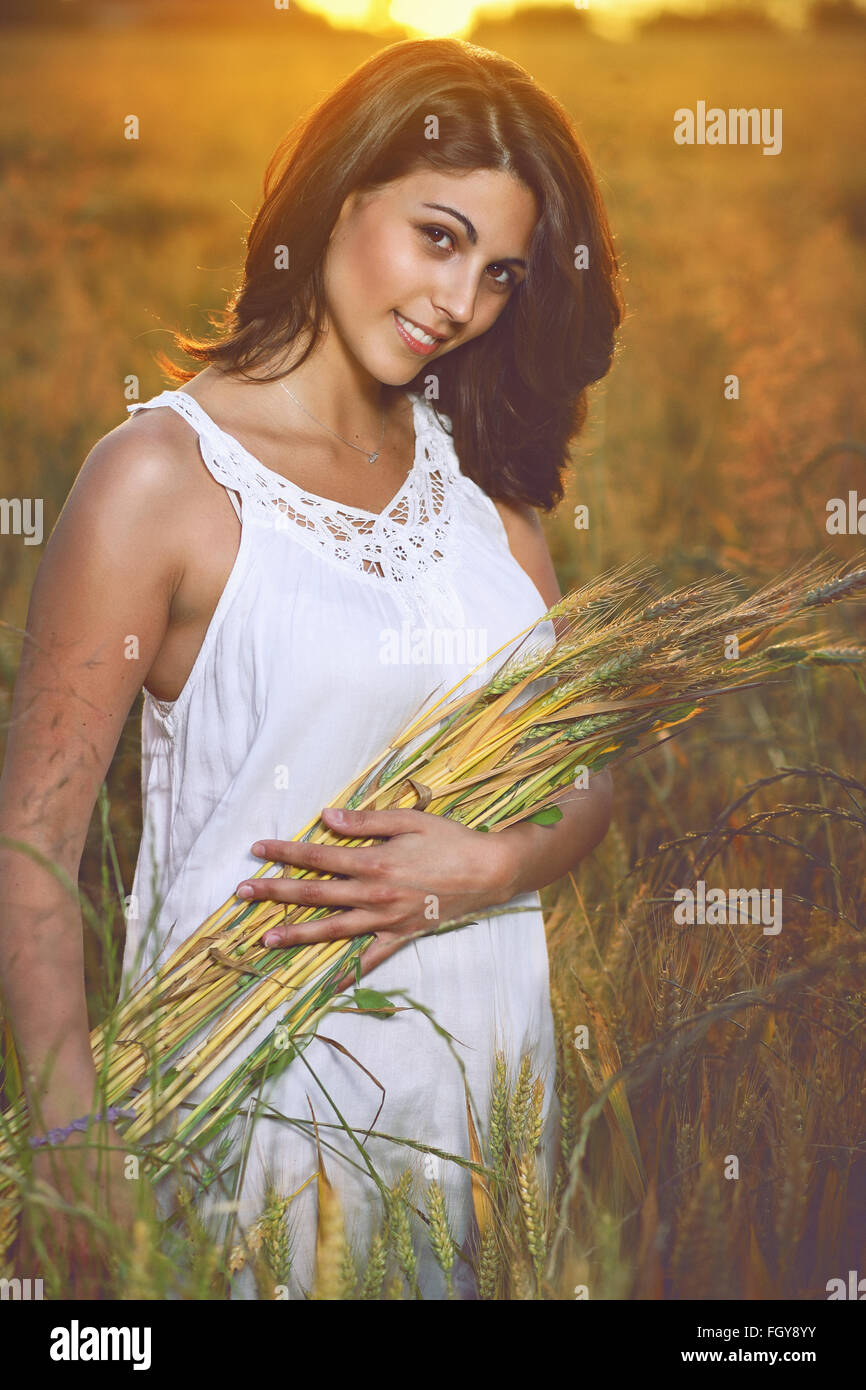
[121,385,560,1299]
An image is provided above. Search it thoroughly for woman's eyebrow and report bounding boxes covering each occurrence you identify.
[420,202,528,268]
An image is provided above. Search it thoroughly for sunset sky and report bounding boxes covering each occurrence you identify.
[296,0,816,41]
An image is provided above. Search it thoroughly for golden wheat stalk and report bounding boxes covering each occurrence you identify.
[0,550,863,1244]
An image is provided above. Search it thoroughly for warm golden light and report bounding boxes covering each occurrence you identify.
[389,0,478,38]
[299,0,480,36]
[296,1,809,42]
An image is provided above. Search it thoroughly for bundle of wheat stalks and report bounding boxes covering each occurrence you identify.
[1,550,864,1235]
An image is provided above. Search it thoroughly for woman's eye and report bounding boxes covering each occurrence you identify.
[420,224,454,252]
[488,263,517,289]
[418,225,518,291]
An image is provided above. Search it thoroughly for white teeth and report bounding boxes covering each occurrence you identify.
[395,312,437,346]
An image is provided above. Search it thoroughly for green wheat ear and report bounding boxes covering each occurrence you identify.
[424,1179,456,1297]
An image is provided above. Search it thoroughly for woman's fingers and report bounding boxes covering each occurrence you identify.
[261,908,385,947]
[247,836,385,882]
[240,873,346,908]
[239,869,386,909]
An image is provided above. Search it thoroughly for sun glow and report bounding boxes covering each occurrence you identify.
[389,0,479,38]
[301,0,483,36]
[295,1,808,42]
[296,0,697,42]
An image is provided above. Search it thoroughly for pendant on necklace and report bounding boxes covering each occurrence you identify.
[368,452,379,464]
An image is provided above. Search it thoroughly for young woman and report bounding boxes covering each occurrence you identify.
[0,37,623,1298]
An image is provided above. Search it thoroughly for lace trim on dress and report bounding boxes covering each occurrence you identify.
[126,390,468,627]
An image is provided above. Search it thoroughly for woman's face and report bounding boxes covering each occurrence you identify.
[322,166,539,384]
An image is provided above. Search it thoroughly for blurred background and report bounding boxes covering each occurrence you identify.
[1,0,864,1300]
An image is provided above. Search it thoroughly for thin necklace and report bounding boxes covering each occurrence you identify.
[279,381,386,465]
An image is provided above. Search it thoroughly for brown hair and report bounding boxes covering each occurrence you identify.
[156,37,625,512]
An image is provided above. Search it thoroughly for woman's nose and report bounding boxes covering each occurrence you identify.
[432,272,480,329]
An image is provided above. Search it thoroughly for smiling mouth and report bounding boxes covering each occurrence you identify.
[392,310,447,350]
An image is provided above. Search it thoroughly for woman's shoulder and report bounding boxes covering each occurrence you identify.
[444,445,561,611]
[54,402,224,578]
[82,397,216,506]
[489,498,561,609]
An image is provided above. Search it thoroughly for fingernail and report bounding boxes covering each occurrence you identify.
[251,842,266,856]
[237,884,254,898]
[326,807,346,825]
[262,931,281,947]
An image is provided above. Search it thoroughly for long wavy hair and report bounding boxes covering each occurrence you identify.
[156,37,625,511]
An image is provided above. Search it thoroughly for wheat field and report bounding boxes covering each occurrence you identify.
[0,15,864,1299]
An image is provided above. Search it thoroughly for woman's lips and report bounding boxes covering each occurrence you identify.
[392,310,442,357]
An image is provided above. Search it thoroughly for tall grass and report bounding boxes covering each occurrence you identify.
[2,552,864,1295]
[3,752,863,1298]
[1,23,864,1297]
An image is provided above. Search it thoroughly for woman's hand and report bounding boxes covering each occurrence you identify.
[236,806,512,980]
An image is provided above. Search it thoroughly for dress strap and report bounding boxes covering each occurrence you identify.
[126,391,243,522]
[124,388,467,627]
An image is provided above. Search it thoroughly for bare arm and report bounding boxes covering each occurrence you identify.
[490,498,614,898]
[0,421,186,1133]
